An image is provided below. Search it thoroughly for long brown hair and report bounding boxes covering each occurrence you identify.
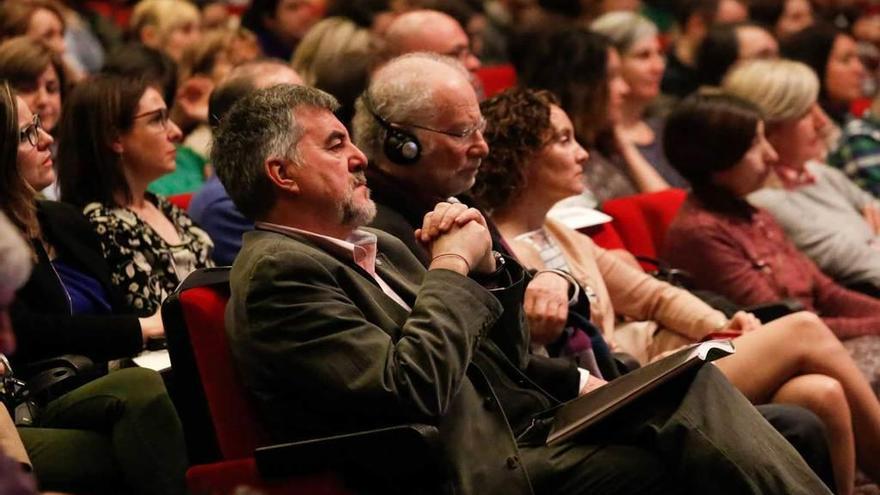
[56,74,147,207]
[0,81,40,242]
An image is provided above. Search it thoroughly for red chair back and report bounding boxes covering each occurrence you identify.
[475,64,517,98]
[168,193,194,210]
[600,189,687,259]
[180,287,269,459]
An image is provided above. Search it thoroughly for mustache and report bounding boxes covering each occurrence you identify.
[351,171,367,187]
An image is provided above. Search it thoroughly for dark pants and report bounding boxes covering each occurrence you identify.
[18,368,187,495]
[520,365,831,495]
[758,404,836,493]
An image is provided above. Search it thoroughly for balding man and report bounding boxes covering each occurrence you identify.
[213,71,829,494]
[189,60,303,265]
[378,9,482,90]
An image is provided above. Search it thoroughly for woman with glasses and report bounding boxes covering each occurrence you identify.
[0,80,187,494]
[0,78,164,368]
[57,74,213,316]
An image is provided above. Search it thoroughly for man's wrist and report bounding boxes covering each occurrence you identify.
[430,253,471,275]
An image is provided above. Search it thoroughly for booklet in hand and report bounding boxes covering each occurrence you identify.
[546,340,735,445]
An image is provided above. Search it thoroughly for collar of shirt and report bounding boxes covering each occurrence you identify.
[254,221,380,275]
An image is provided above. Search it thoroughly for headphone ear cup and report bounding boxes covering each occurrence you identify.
[383,128,421,166]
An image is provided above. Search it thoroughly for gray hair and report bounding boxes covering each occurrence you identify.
[352,52,469,164]
[212,84,339,221]
[590,11,658,55]
[0,210,31,296]
[722,58,818,123]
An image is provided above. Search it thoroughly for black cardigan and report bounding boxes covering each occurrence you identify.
[10,200,142,368]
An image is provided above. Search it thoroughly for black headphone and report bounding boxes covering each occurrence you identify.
[362,94,421,166]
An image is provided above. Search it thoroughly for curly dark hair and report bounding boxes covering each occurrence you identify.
[471,88,559,213]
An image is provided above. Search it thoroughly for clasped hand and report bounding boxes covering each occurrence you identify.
[416,202,495,274]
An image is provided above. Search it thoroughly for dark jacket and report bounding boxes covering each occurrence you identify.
[10,201,142,368]
[366,168,582,397]
[228,227,579,495]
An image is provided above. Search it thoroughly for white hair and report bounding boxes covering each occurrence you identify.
[591,11,658,55]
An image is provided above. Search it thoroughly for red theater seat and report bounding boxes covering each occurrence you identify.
[600,189,688,261]
[475,64,517,98]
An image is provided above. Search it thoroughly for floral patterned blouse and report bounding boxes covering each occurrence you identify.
[83,194,214,316]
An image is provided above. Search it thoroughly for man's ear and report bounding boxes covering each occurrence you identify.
[265,157,300,194]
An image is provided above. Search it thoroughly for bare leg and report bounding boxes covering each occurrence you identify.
[771,375,855,495]
[712,312,880,484]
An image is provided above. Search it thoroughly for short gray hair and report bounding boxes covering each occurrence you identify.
[590,11,658,55]
[212,84,339,220]
[352,52,468,164]
[722,58,818,123]
[0,210,31,296]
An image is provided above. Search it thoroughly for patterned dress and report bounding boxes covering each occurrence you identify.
[83,193,214,316]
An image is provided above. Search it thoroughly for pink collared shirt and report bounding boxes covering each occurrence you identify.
[255,221,412,311]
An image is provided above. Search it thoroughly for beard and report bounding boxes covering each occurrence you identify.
[338,171,377,227]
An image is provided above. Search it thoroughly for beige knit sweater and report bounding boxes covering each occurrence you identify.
[507,218,728,364]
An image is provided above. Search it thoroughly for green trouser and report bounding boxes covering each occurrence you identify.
[17,368,188,495]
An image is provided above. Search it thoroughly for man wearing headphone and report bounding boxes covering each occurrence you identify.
[355,53,579,348]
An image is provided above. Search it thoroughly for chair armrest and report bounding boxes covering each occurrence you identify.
[254,424,440,482]
[22,355,96,406]
[23,354,94,377]
[743,298,805,323]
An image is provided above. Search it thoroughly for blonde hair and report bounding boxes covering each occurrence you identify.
[130,0,199,42]
[590,11,658,55]
[292,17,372,87]
[722,58,818,123]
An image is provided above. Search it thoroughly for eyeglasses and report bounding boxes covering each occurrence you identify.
[19,114,42,148]
[406,117,487,140]
[133,108,171,129]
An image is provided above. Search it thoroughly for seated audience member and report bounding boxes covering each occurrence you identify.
[212,78,832,494]
[749,0,814,39]
[375,10,482,91]
[721,59,880,297]
[355,53,582,351]
[0,80,161,367]
[782,23,865,129]
[0,37,68,199]
[519,28,669,205]
[240,0,324,60]
[0,0,67,59]
[292,16,372,128]
[695,21,779,87]
[128,0,202,63]
[661,0,748,98]
[101,43,211,196]
[474,87,880,494]
[591,12,688,188]
[57,75,214,316]
[358,53,835,489]
[662,90,880,398]
[189,60,303,266]
[0,80,187,495]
